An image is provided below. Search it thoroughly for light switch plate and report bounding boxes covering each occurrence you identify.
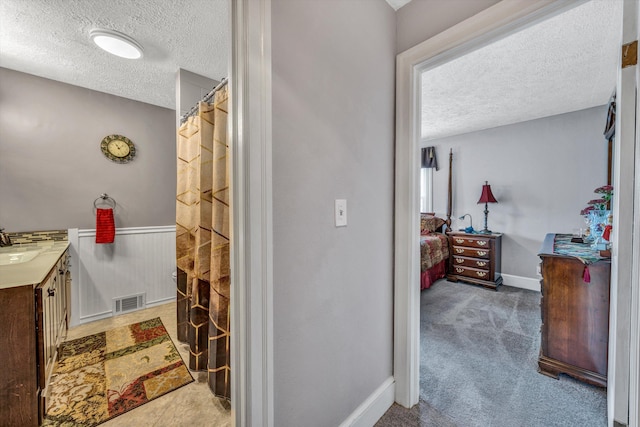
[335,199,347,227]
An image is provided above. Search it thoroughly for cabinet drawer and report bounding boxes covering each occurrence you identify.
[451,236,491,248]
[451,255,490,270]
[451,246,491,259]
[451,265,492,280]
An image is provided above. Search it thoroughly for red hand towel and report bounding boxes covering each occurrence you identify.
[603,225,612,241]
[96,208,115,244]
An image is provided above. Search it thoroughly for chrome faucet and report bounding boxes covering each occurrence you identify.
[0,228,12,247]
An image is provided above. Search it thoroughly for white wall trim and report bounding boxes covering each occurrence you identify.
[394,0,583,408]
[68,225,176,327]
[77,225,175,237]
[74,295,177,324]
[630,36,640,422]
[339,377,395,427]
[610,2,640,425]
[230,0,274,426]
[502,274,540,292]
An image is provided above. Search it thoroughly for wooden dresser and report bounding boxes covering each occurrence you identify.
[537,233,610,387]
[447,232,502,290]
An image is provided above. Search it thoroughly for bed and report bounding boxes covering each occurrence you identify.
[420,213,449,289]
[419,149,453,290]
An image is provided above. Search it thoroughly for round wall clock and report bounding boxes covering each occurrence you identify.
[100,134,136,163]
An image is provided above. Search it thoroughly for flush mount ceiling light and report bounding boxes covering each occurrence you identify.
[90,29,143,59]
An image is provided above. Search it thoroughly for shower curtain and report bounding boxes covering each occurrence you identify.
[176,86,230,399]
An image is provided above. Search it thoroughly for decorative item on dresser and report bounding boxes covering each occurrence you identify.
[447,232,502,290]
[537,233,610,387]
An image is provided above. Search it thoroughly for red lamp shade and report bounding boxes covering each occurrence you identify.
[477,181,498,204]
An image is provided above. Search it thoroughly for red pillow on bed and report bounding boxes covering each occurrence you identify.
[420,213,445,235]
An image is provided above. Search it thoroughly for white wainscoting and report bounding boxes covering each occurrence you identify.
[68,226,176,327]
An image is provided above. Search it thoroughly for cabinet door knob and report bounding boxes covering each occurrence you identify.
[455,238,464,244]
[477,251,488,257]
[455,258,464,264]
[476,271,487,277]
[455,248,464,254]
[477,241,488,246]
[455,267,464,273]
[477,261,487,267]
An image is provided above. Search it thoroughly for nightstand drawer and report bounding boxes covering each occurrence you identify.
[451,255,490,270]
[451,265,492,280]
[450,236,491,248]
[447,232,502,289]
[451,246,491,259]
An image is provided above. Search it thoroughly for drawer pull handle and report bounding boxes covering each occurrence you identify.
[455,258,464,264]
[477,241,488,246]
[455,267,464,273]
[455,248,464,254]
[476,261,487,267]
[476,271,487,277]
[455,238,465,244]
[477,251,488,256]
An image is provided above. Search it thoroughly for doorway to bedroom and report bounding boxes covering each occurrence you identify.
[415,1,620,425]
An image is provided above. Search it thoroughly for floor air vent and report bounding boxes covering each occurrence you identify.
[113,293,146,314]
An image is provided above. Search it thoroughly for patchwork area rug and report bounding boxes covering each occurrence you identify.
[43,318,193,426]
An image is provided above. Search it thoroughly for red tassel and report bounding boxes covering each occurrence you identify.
[603,225,612,241]
[583,266,591,283]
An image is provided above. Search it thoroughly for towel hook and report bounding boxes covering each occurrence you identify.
[94,193,116,209]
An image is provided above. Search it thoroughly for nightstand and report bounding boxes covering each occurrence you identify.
[447,232,503,290]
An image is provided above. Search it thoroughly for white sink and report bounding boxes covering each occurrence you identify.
[0,249,41,266]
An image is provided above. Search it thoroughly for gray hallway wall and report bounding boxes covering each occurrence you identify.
[271,0,396,425]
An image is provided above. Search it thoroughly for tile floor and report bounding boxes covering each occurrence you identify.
[58,302,231,427]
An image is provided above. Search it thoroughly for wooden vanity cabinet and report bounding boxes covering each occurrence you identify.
[0,249,69,426]
[0,284,39,426]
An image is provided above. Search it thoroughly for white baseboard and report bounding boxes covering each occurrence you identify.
[147,296,177,307]
[339,377,395,427]
[502,273,540,292]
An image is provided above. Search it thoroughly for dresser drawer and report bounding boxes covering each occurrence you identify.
[451,255,490,270]
[450,235,491,248]
[451,265,492,281]
[451,246,491,259]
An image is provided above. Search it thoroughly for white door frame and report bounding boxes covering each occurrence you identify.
[394,3,638,426]
[230,1,274,426]
[394,0,569,407]
[611,2,640,426]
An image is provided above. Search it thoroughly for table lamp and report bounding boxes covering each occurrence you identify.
[477,181,498,234]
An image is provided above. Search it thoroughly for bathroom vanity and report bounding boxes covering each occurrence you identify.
[0,241,70,426]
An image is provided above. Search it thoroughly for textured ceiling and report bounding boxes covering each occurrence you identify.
[421,0,623,140]
[0,0,621,127]
[0,0,229,110]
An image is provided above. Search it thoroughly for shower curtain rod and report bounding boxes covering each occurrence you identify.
[180,77,228,124]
